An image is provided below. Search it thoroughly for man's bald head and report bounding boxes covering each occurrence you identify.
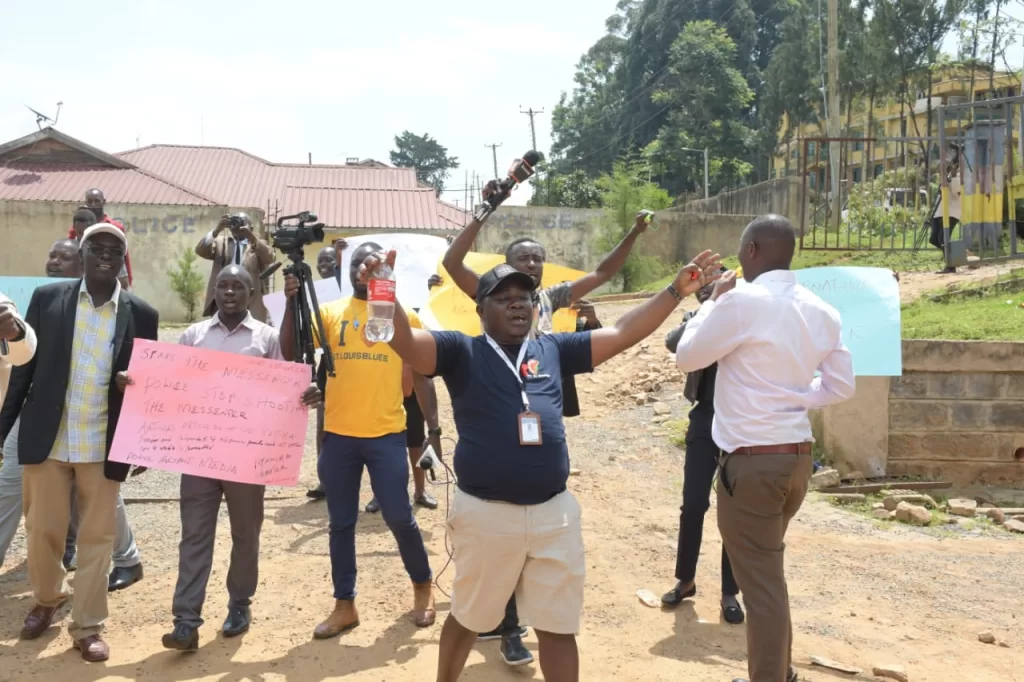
[737,214,796,282]
[217,264,253,288]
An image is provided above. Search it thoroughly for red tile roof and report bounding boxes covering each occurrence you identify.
[117,144,466,230]
[0,164,218,205]
[0,130,471,230]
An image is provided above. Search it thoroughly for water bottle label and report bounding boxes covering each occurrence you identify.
[368,279,396,303]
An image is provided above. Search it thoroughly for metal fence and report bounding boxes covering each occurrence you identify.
[798,95,1024,269]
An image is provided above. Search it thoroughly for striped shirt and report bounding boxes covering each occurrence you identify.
[51,281,120,464]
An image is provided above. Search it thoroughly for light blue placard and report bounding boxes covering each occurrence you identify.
[794,267,902,376]
[0,276,74,314]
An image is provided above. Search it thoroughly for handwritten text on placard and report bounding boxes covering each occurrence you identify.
[109,340,313,485]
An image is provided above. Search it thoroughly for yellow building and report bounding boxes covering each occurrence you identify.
[771,66,1022,190]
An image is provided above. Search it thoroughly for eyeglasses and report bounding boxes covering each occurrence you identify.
[85,242,126,258]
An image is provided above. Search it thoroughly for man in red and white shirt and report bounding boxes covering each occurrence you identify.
[68,189,133,287]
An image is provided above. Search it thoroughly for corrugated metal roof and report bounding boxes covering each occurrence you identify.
[117,144,468,230]
[280,186,445,230]
[437,199,471,230]
[0,164,217,205]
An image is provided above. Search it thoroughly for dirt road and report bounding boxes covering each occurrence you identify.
[1,300,1020,682]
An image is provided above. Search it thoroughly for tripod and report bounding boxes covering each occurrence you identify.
[282,250,335,379]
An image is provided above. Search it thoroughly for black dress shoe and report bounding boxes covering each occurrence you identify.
[62,551,77,572]
[661,581,697,607]
[222,606,251,637]
[108,563,144,592]
[721,596,745,625]
[162,623,199,651]
[306,484,326,501]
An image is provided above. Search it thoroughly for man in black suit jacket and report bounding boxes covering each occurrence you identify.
[0,224,158,663]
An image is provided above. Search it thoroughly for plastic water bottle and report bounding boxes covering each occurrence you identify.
[365,262,396,343]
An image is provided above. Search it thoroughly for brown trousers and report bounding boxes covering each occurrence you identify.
[23,459,119,640]
[717,452,812,682]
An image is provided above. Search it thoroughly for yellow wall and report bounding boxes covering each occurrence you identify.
[771,69,1021,180]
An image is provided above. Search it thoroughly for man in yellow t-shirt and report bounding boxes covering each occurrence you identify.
[280,242,435,640]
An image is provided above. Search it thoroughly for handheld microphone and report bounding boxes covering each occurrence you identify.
[417,444,439,482]
[260,261,283,281]
[474,150,542,221]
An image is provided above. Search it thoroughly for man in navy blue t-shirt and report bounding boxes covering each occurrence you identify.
[359,252,722,682]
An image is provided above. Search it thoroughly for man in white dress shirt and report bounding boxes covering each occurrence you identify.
[675,214,856,682]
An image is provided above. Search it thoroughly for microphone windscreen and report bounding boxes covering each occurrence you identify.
[522,150,541,166]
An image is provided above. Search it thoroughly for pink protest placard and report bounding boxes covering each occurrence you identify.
[109,339,313,486]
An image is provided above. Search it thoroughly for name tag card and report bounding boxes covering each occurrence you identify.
[518,411,542,446]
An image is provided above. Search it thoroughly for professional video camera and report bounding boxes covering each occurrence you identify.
[473,150,542,221]
[271,211,325,254]
[262,211,334,378]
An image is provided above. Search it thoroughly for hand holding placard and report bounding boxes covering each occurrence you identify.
[109,340,314,486]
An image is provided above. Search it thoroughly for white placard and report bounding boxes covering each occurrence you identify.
[336,233,449,311]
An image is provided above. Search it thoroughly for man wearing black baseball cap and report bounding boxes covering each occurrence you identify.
[357,248,722,682]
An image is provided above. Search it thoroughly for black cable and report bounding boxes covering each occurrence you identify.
[428,436,458,598]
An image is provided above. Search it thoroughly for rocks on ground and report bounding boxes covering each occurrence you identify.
[977,631,996,644]
[894,501,933,526]
[883,494,938,511]
[947,498,978,517]
[810,468,841,489]
[825,493,867,505]
[872,663,909,682]
[1003,519,1024,534]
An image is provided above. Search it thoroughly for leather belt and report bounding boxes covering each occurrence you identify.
[730,442,812,456]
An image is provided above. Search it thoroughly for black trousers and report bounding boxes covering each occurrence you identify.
[499,595,519,634]
[674,408,738,596]
[929,216,959,251]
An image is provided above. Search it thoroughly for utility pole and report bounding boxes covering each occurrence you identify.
[681,147,711,200]
[520,106,544,151]
[827,0,841,215]
[485,143,502,179]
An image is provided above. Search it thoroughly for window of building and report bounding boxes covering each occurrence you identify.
[808,141,816,156]
[852,167,863,183]
[809,172,817,189]
[770,168,777,180]
[874,164,884,178]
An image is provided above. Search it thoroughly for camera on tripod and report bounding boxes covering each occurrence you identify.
[271,211,326,254]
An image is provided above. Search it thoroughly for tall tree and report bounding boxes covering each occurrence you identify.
[646,21,754,195]
[389,131,459,196]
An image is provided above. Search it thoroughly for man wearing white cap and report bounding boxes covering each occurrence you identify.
[0,223,159,663]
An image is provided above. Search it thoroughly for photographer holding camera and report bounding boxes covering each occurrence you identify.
[195,212,275,323]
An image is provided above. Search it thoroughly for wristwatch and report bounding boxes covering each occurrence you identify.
[428,427,442,437]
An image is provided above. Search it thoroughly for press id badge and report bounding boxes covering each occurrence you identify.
[518,411,542,446]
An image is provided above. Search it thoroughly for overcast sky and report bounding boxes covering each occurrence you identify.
[1,0,1021,209]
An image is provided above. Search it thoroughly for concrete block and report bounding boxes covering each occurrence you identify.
[950,402,992,430]
[889,401,951,430]
[965,373,1007,399]
[991,403,1024,430]
[1004,375,1024,398]
[928,373,965,399]
[889,374,928,399]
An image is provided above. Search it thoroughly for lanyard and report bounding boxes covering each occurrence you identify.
[485,335,530,411]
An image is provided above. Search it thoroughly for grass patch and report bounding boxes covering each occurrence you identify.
[902,284,1024,341]
[664,418,689,448]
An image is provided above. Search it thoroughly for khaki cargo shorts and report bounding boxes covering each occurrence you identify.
[446,489,585,635]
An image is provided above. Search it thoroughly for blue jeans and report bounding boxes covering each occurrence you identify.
[319,432,432,600]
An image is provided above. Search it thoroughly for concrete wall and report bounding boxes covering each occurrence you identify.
[0,199,230,322]
[817,339,1024,485]
[682,177,810,224]
[477,207,605,273]
[887,340,1024,485]
[476,206,752,285]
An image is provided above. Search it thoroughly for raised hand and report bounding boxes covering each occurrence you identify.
[357,250,397,284]
[673,250,723,298]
